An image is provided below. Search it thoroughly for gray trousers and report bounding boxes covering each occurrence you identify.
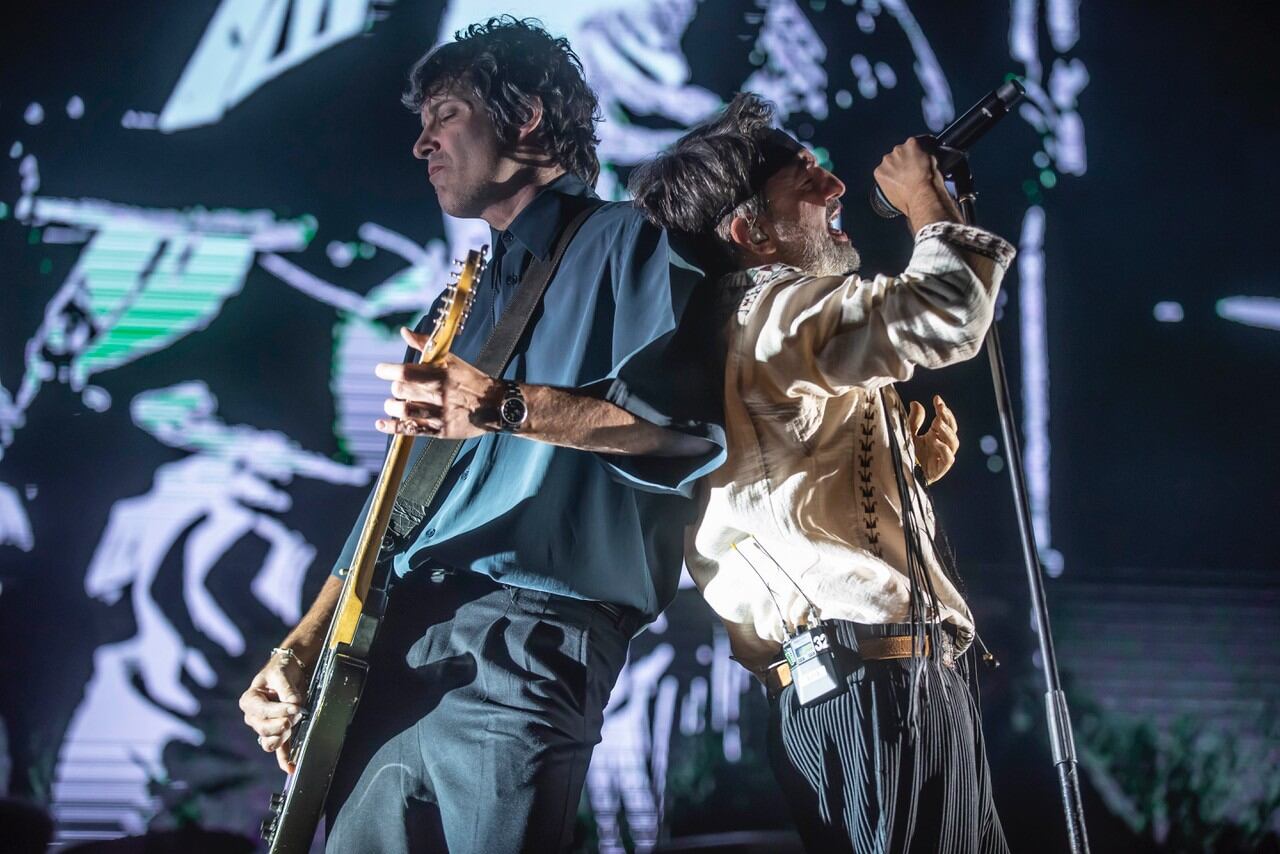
[324,570,632,853]
[768,622,1009,854]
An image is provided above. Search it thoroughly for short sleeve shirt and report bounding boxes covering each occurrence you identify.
[333,173,726,619]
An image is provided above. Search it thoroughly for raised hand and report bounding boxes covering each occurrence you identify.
[872,137,962,232]
[908,394,959,484]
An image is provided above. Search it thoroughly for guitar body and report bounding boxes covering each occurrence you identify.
[259,250,484,852]
[261,600,381,852]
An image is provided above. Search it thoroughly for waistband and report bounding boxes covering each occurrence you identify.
[764,621,957,698]
[408,565,647,639]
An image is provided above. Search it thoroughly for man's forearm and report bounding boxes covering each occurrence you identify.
[905,187,963,235]
[520,384,709,457]
[905,188,999,275]
[374,341,713,456]
[277,575,343,668]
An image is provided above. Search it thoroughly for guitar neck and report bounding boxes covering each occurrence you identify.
[326,430,415,650]
[320,250,483,655]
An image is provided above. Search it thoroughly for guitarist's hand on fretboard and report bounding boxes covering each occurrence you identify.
[374,327,503,439]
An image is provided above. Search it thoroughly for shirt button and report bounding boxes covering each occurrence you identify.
[505,274,518,286]
[501,232,513,244]
[459,469,469,481]
[424,528,436,538]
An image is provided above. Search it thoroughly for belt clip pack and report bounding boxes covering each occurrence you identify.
[783,622,846,706]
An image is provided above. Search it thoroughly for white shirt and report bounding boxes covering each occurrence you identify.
[685,222,1015,670]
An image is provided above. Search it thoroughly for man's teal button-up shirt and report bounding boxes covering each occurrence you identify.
[332,173,725,620]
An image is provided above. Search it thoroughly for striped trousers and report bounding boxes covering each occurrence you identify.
[768,624,1009,854]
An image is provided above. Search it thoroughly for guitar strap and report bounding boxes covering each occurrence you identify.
[386,197,604,541]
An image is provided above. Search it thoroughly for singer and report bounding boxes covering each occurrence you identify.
[631,93,1014,853]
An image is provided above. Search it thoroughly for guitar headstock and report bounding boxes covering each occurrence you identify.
[420,247,486,363]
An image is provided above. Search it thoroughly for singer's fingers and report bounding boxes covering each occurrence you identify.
[931,447,957,483]
[932,418,959,452]
[907,401,926,435]
[933,395,957,433]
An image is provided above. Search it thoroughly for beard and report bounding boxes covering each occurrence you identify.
[772,219,861,277]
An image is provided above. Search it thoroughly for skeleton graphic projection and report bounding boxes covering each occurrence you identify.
[55,382,367,837]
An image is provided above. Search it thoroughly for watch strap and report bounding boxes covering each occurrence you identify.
[388,197,604,539]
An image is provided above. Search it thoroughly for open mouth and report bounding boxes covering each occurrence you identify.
[827,205,848,242]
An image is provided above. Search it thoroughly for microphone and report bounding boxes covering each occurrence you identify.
[870,78,1026,219]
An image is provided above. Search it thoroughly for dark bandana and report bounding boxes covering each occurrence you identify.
[715,128,806,223]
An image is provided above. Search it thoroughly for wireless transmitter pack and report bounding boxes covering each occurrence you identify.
[733,536,849,707]
[782,622,846,706]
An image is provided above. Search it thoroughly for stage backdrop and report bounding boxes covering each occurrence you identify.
[2,1,1277,851]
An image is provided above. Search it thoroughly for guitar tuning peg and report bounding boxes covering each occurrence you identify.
[452,258,463,266]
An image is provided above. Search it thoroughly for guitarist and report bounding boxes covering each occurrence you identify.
[239,18,724,853]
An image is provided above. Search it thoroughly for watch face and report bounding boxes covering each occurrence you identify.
[501,396,527,428]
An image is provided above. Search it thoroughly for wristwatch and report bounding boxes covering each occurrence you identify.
[498,381,528,432]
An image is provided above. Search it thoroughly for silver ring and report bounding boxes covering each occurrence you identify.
[257,735,265,748]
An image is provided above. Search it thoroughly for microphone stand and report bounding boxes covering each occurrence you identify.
[949,158,1091,854]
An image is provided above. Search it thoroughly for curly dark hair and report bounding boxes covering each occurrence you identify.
[402,17,601,186]
[628,94,777,253]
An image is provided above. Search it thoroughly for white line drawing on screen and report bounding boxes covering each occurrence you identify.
[1217,297,1280,331]
[741,0,829,123]
[0,482,34,552]
[155,0,389,132]
[1016,206,1059,573]
[53,381,367,838]
[1009,0,1088,576]
[2,195,312,465]
[588,643,678,853]
[874,0,954,130]
[259,223,456,472]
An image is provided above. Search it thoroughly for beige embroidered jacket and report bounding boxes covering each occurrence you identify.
[685,222,1016,671]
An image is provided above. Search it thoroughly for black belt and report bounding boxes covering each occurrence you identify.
[591,599,647,638]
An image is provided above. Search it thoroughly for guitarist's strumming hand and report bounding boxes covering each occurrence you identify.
[374,327,503,438]
[240,574,340,774]
[241,649,308,773]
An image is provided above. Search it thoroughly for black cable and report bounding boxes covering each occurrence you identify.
[730,540,793,635]
[745,538,822,622]
[879,386,942,732]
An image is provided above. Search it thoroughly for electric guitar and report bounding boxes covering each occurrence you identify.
[259,249,484,853]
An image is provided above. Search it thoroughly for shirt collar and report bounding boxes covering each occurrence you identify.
[492,172,594,262]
